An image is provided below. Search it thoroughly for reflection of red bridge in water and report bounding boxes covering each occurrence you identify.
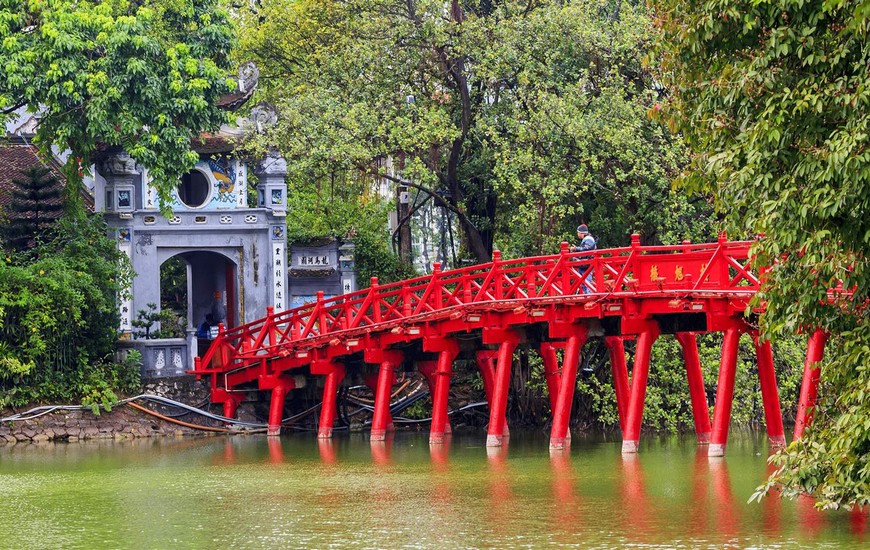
[192,234,829,456]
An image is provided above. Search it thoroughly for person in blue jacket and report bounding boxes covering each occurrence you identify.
[571,224,597,292]
[572,224,596,253]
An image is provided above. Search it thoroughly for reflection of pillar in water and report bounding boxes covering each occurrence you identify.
[318,437,337,465]
[761,459,782,536]
[688,447,711,536]
[485,441,513,535]
[429,437,454,519]
[619,454,652,538]
[430,436,451,472]
[371,433,393,466]
[549,450,579,540]
[850,507,867,538]
[221,437,236,465]
[797,494,826,539]
[707,457,738,537]
[267,436,284,464]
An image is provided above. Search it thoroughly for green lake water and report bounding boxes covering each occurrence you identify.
[0,430,865,549]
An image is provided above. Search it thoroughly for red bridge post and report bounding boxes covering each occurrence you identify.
[794,329,828,439]
[265,376,296,436]
[424,338,460,445]
[475,350,509,437]
[484,329,521,447]
[318,363,346,439]
[539,343,562,416]
[675,332,712,444]
[550,325,589,450]
[367,350,404,441]
[709,327,742,456]
[753,333,786,449]
[605,336,630,434]
[622,323,661,453]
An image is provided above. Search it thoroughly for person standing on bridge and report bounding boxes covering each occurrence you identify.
[571,224,596,254]
[571,224,597,292]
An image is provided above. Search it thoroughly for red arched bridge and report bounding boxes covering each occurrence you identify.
[192,234,828,456]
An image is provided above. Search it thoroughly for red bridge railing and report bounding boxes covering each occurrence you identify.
[194,234,757,375]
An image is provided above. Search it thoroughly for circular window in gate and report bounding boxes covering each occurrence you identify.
[177,169,212,208]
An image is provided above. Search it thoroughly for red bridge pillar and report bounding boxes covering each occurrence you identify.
[622,323,660,453]
[484,329,521,447]
[475,350,509,438]
[539,343,562,415]
[605,336,630,433]
[366,349,404,441]
[550,325,589,450]
[317,363,346,439]
[261,376,296,437]
[213,389,244,423]
[752,332,786,449]
[675,332,712,444]
[709,327,742,457]
[794,329,828,439]
[423,338,460,445]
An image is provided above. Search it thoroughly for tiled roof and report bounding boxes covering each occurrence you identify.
[0,141,66,210]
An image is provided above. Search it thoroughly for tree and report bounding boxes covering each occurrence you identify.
[650,0,869,507]
[0,0,236,210]
[0,215,137,409]
[0,166,63,251]
[236,0,712,263]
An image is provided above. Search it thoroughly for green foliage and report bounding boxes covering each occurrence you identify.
[651,0,870,506]
[80,350,141,415]
[235,0,713,264]
[283,176,416,285]
[132,303,186,339]
[0,0,236,210]
[159,256,187,312]
[0,167,64,252]
[0,215,138,409]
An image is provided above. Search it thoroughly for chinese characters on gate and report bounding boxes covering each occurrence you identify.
[298,255,330,266]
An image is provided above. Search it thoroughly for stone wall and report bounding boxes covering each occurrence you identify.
[1,376,225,445]
[0,406,221,444]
